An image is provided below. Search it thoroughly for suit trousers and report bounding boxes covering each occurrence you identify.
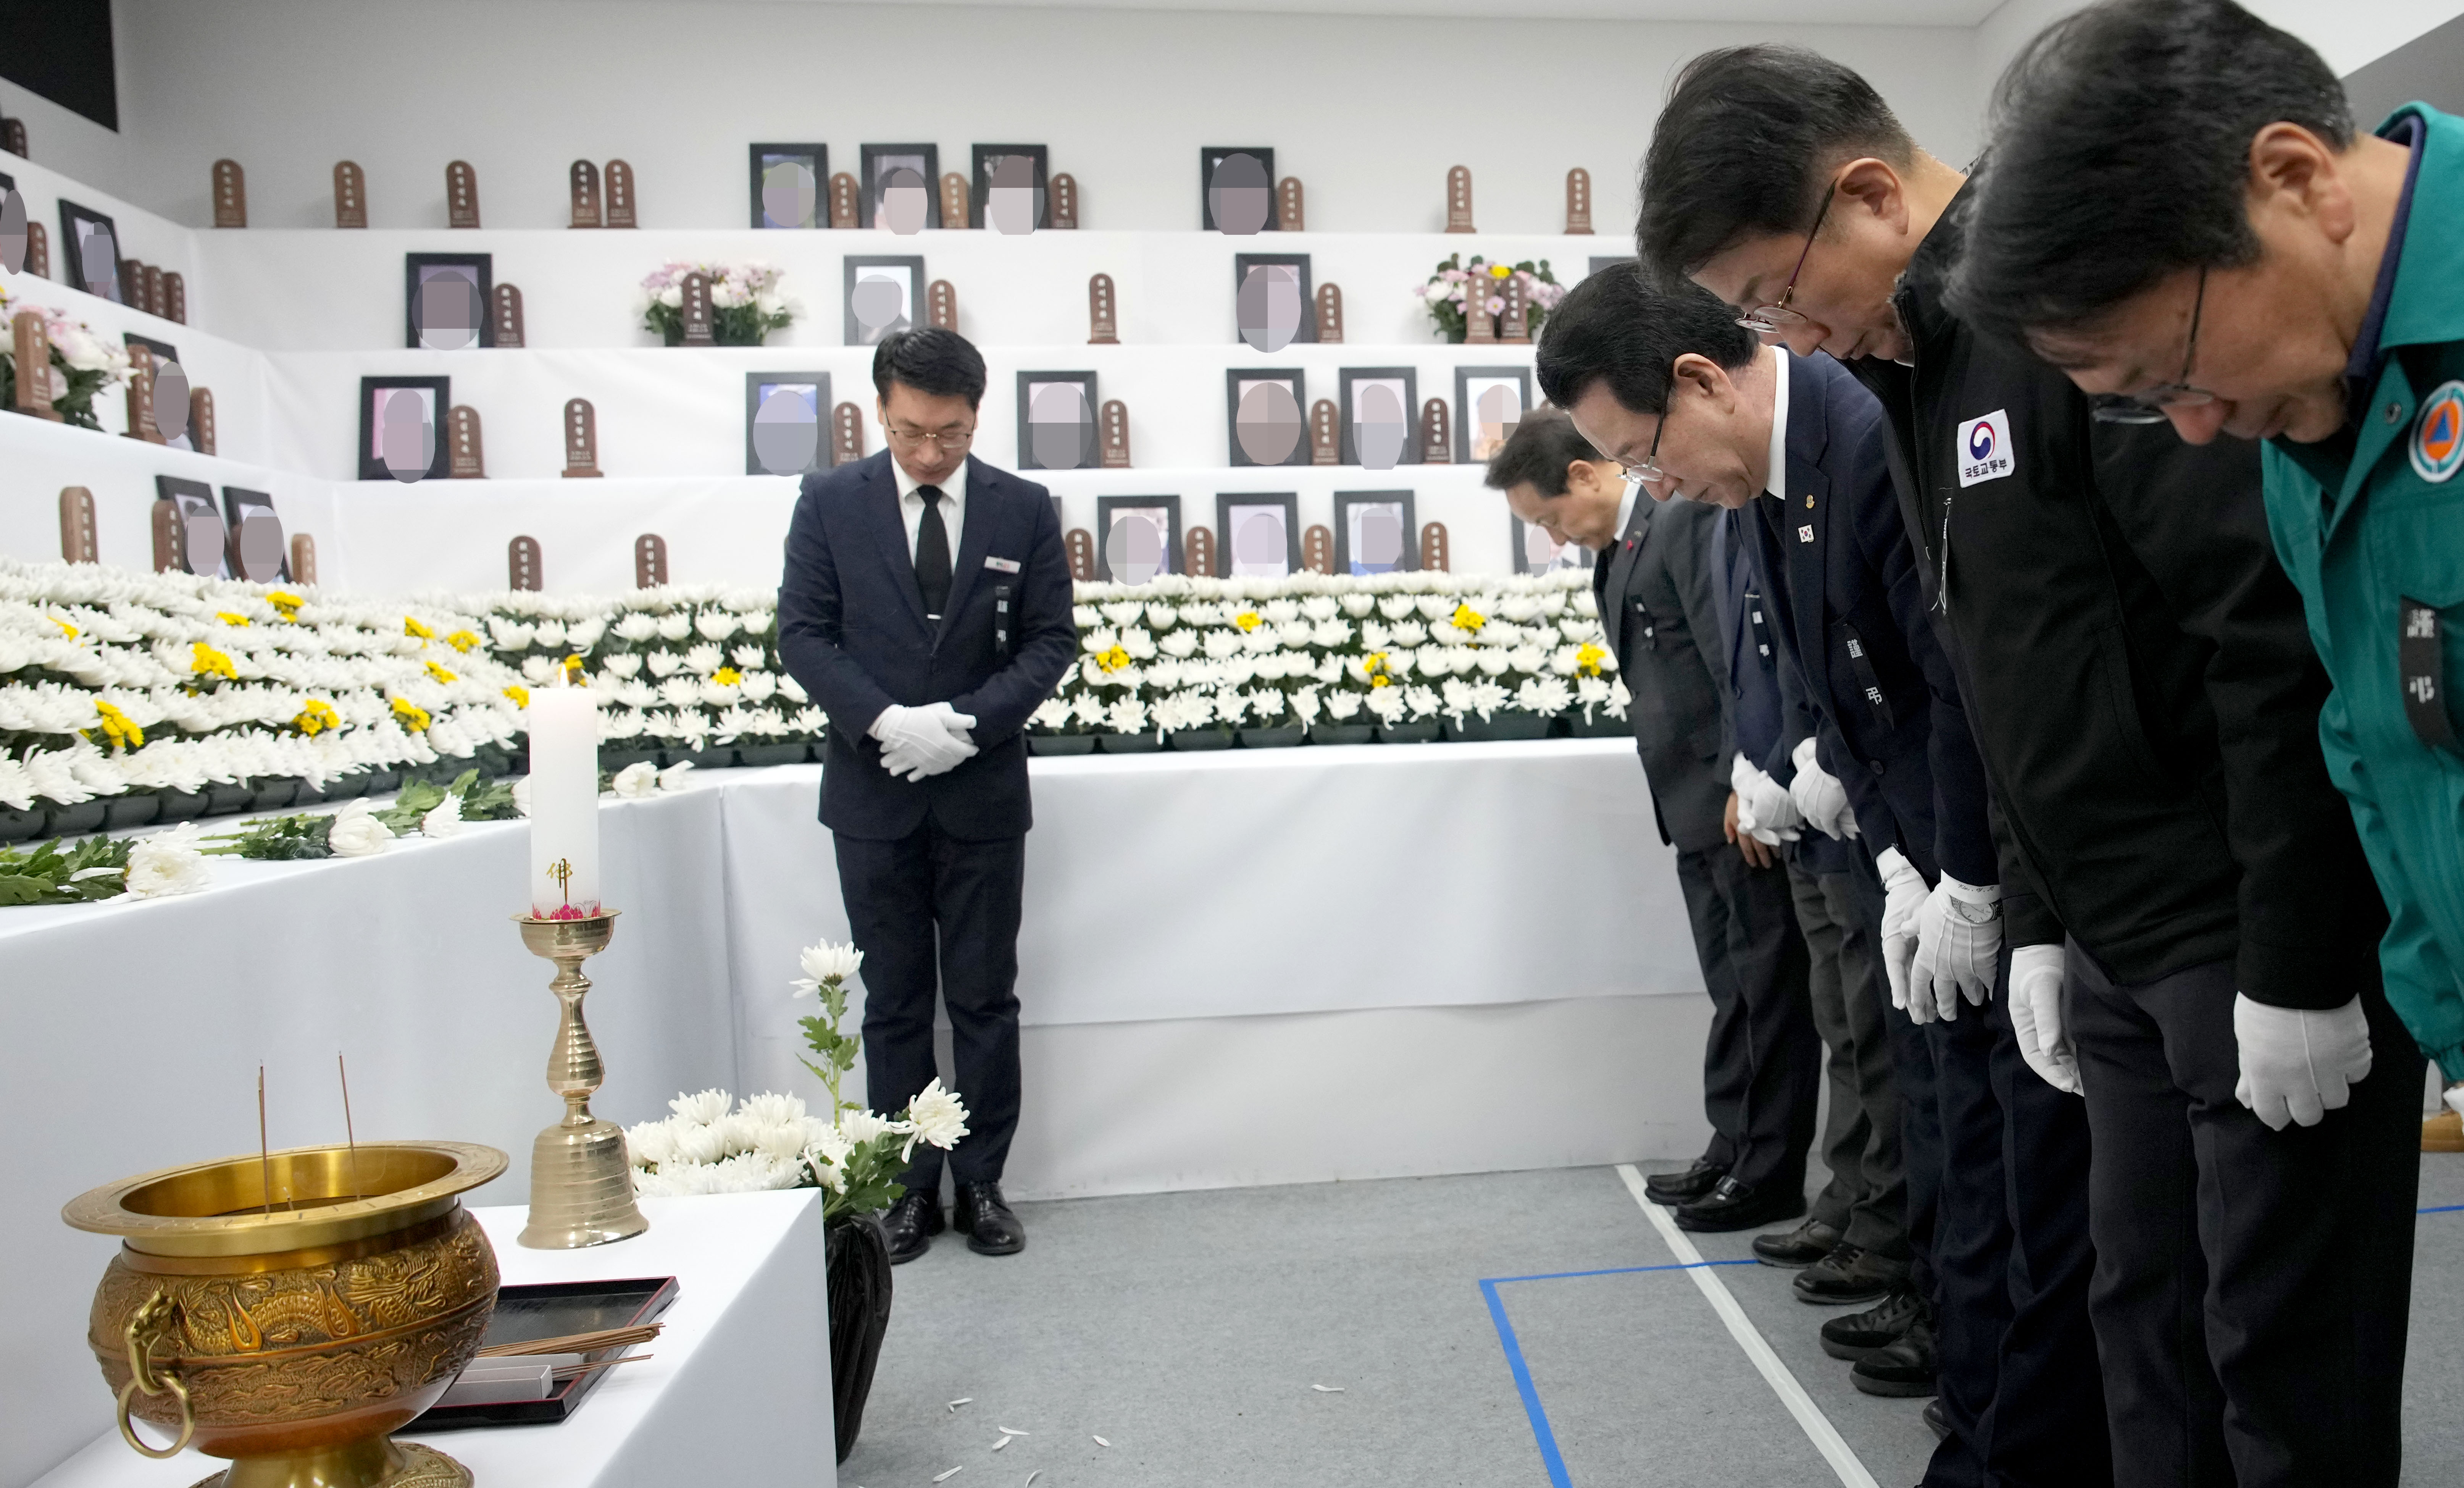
[834,823,1027,1192]
[1791,859,1910,1257]
[2065,945,2420,1488]
[1673,842,1820,1196]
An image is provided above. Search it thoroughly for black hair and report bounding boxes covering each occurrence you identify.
[1484,406,1605,499]
[1637,45,1915,280]
[871,326,987,409]
[1947,0,2351,341]
[1535,261,1760,415]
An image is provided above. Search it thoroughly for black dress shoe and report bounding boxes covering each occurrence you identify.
[1851,1315,1939,1398]
[1821,1288,1923,1361]
[1794,1242,1910,1305]
[1673,1176,1809,1233]
[882,1189,944,1266]
[1644,1158,1727,1206]
[1922,1398,1951,1441]
[1752,1217,1843,1268]
[952,1179,1026,1256]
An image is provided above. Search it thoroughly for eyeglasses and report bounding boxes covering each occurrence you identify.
[1735,181,1838,339]
[2090,267,2218,425]
[1621,404,1672,490]
[885,425,976,452]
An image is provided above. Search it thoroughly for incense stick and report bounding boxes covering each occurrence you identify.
[257,1064,274,1220]
[476,1322,664,1358]
[337,1052,364,1201]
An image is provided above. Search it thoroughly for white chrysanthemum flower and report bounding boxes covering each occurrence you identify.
[670,1087,733,1124]
[614,613,659,642]
[836,1107,900,1147]
[123,822,211,899]
[671,1120,729,1165]
[420,793,465,838]
[609,761,660,798]
[657,760,696,793]
[328,799,394,856]
[683,642,724,672]
[901,1078,972,1155]
[656,612,694,641]
[626,1119,680,1169]
[695,610,741,641]
[791,940,864,994]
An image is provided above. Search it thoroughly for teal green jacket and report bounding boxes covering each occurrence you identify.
[2266,101,2464,1082]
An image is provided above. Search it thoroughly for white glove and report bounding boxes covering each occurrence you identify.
[871,703,979,782]
[1730,754,1803,845]
[2007,943,2080,1094]
[2447,1083,2464,1119]
[1874,846,1929,1021]
[920,700,977,745]
[1911,873,2002,1019]
[2232,992,2373,1131]
[1788,736,1859,840]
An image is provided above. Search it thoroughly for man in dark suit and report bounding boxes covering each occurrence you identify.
[778,328,1078,1263]
[1487,407,1820,1233]
[1539,266,2107,1480]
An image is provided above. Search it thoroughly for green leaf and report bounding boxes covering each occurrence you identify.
[0,874,61,905]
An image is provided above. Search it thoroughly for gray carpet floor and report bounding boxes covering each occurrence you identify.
[839,1157,2464,1488]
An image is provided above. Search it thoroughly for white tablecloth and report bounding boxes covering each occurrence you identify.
[5,740,1698,1485]
[33,1190,831,1488]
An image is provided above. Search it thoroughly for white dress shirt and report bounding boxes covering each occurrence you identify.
[1610,481,1640,549]
[890,455,968,564]
[1764,343,1792,499]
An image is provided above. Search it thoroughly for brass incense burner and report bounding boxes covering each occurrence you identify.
[61,1140,507,1488]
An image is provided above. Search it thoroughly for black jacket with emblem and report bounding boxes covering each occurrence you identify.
[1844,183,2384,1008]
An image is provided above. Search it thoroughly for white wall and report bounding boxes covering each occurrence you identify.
[101,0,1981,236]
[1976,0,2464,83]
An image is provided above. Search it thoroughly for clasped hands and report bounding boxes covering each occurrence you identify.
[871,701,978,781]
[1876,848,2001,1026]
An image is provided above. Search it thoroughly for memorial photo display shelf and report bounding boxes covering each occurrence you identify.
[1338,367,1420,469]
[1333,490,1417,576]
[859,143,941,231]
[1231,253,1313,351]
[745,370,831,476]
[844,255,924,346]
[410,1276,680,1431]
[1454,365,1533,465]
[57,198,122,302]
[970,144,1049,231]
[404,252,494,351]
[357,374,452,482]
[1095,494,1181,584]
[1015,369,1097,472]
[1215,492,1300,579]
[749,143,828,229]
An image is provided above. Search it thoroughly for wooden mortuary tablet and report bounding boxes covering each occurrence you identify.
[11,312,61,421]
[1065,528,1096,582]
[569,160,603,228]
[605,160,637,228]
[508,535,542,591]
[58,487,98,564]
[1565,168,1593,234]
[1310,399,1339,465]
[1276,177,1304,232]
[23,218,47,278]
[1446,166,1474,233]
[1050,173,1079,229]
[939,173,971,232]
[832,402,867,465]
[162,271,186,325]
[1314,283,1343,345]
[446,160,480,228]
[1088,273,1118,345]
[679,272,716,346]
[289,533,319,587]
[447,405,485,478]
[212,160,247,228]
[122,344,163,444]
[1420,399,1452,464]
[1304,524,1333,575]
[492,283,525,347]
[635,533,669,588]
[1498,275,1531,344]
[189,387,217,455]
[562,399,602,477]
[150,498,180,573]
[928,279,958,331]
[1185,525,1217,579]
[334,162,368,228]
[829,173,859,229]
[1099,399,1131,469]
[1420,521,1451,573]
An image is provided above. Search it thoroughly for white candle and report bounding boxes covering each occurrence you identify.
[524,676,602,918]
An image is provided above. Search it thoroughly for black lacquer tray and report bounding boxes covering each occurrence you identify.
[409,1276,681,1431]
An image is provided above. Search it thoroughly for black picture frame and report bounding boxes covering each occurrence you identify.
[1014,370,1098,472]
[1199,147,1276,233]
[970,144,1048,230]
[403,252,494,351]
[1094,495,1181,584]
[123,331,179,367]
[58,198,121,301]
[843,254,924,346]
[1455,365,1535,465]
[220,486,291,584]
[749,143,828,229]
[1224,367,1308,469]
[745,371,831,477]
[1214,492,1301,579]
[859,144,941,230]
[1333,490,1419,576]
[1230,252,1313,349]
[1337,367,1420,467]
[1510,512,1595,576]
[155,475,226,578]
[357,375,451,482]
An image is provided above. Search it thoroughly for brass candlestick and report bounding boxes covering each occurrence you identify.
[515,911,649,1249]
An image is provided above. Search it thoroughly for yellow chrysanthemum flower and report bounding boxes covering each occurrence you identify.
[391,696,432,732]
[1233,611,1261,632]
[190,641,237,680]
[1489,263,1513,279]
[502,684,531,708]
[1576,642,1607,677]
[444,629,480,653]
[1451,603,1487,633]
[294,699,341,736]
[90,700,145,752]
[713,666,742,686]
[424,659,457,683]
[1095,646,1133,674]
[216,611,251,627]
[266,590,304,619]
[403,616,435,640]
[562,654,586,675]
[49,615,79,640]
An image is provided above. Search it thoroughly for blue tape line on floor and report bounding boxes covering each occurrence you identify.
[1483,1258,1761,1286]
[2423,1203,2464,1215]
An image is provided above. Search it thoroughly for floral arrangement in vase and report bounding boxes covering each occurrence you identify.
[0,286,134,430]
[638,260,799,346]
[625,940,970,1219]
[1416,255,1567,344]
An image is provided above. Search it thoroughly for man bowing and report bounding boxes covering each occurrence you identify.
[778,327,1078,1263]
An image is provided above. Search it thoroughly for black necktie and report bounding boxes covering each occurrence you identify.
[915,485,952,619]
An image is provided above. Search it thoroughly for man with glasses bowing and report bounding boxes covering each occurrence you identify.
[1639,44,2403,1488]
[779,327,1078,1263]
